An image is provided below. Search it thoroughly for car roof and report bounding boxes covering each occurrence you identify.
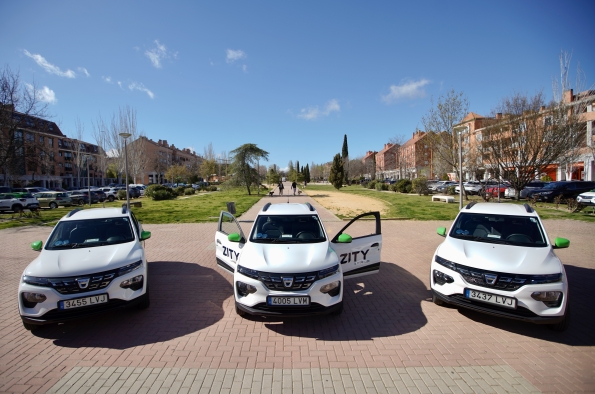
[259,203,317,215]
[461,202,538,217]
[59,207,129,221]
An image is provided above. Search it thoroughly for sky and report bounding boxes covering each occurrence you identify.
[2,0,594,171]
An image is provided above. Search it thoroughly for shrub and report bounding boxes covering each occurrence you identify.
[375,182,383,191]
[396,179,412,193]
[412,177,429,195]
[117,190,127,200]
[541,175,553,182]
[447,186,456,195]
[367,180,377,190]
[175,186,186,196]
[361,181,369,188]
[390,183,398,192]
[145,184,172,198]
[153,190,175,201]
[208,186,218,192]
[184,187,195,195]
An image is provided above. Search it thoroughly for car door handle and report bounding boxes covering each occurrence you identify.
[371,243,379,247]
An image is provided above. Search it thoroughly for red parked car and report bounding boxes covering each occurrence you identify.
[485,183,510,198]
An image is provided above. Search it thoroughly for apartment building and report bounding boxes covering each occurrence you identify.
[375,143,400,180]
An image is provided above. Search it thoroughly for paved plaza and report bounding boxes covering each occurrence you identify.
[1,194,594,393]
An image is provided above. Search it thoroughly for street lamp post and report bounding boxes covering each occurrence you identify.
[86,155,91,207]
[119,133,132,210]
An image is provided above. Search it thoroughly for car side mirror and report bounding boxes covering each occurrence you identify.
[437,227,447,237]
[337,233,352,243]
[31,240,43,251]
[140,230,151,241]
[228,232,242,242]
[553,237,570,249]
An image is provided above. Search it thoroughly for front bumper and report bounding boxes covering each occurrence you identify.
[430,263,567,325]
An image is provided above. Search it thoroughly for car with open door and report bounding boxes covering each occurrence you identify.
[215,202,382,317]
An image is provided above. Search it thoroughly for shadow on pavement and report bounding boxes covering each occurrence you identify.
[450,264,595,346]
[34,261,231,349]
[262,263,429,340]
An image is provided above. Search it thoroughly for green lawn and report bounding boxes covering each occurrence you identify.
[305,184,595,222]
[0,188,265,230]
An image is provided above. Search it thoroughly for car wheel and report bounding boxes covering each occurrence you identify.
[432,293,444,306]
[330,301,344,316]
[108,196,115,202]
[22,321,39,331]
[11,204,23,213]
[136,287,150,310]
[548,305,570,332]
[78,199,84,206]
[49,202,58,209]
[235,302,247,318]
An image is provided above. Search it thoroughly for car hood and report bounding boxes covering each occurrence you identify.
[24,242,143,277]
[239,241,337,273]
[436,237,562,275]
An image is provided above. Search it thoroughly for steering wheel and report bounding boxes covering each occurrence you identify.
[296,231,315,239]
[506,234,533,243]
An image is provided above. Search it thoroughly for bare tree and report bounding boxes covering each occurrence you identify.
[0,66,49,186]
[200,142,217,181]
[421,89,470,178]
[71,117,85,187]
[92,115,110,186]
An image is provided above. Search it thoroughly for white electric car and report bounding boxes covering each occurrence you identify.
[430,202,570,331]
[18,207,151,331]
[216,202,382,317]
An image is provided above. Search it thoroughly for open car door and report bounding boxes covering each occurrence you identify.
[215,211,246,275]
[331,211,382,279]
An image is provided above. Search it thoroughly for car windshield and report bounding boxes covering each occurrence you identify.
[449,212,547,247]
[250,214,326,243]
[46,217,135,249]
[543,183,563,190]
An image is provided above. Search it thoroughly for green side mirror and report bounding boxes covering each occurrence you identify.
[437,227,447,237]
[228,232,241,242]
[31,240,43,251]
[337,233,352,243]
[140,230,151,241]
[553,237,570,249]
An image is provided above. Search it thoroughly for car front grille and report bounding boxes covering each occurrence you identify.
[257,271,319,291]
[47,270,118,295]
[454,263,529,291]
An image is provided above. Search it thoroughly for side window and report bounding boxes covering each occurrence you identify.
[333,212,381,241]
[130,212,141,237]
[219,212,242,236]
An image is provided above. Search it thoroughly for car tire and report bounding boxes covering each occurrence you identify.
[78,199,84,206]
[235,302,247,318]
[330,302,344,316]
[136,287,150,310]
[548,305,570,332]
[108,196,115,202]
[49,202,58,209]
[432,293,444,306]
[12,204,23,213]
[22,321,38,331]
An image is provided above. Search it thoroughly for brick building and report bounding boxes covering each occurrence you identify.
[375,143,400,180]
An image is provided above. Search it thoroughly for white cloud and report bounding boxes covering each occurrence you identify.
[26,83,57,104]
[102,76,112,83]
[185,146,196,154]
[22,49,76,78]
[78,67,90,77]
[226,49,246,63]
[145,40,177,68]
[117,81,123,89]
[382,79,430,104]
[242,64,248,73]
[297,99,340,120]
[129,82,155,99]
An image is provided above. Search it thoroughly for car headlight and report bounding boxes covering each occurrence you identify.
[528,273,562,284]
[320,280,341,296]
[318,264,339,279]
[118,260,143,276]
[237,265,259,279]
[434,255,457,271]
[22,275,51,287]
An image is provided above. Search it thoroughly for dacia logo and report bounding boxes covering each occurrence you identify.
[283,277,294,288]
[339,249,369,264]
[484,274,498,285]
[76,277,90,289]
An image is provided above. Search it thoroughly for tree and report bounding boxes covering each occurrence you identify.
[266,166,280,185]
[421,89,470,179]
[480,91,586,199]
[165,164,189,184]
[0,66,50,186]
[200,143,217,181]
[229,143,269,195]
[328,153,344,190]
[342,134,349,184]
[304,163,311,183]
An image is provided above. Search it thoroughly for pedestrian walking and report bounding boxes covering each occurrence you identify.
[278,181,284,196]
[291,181,297,195]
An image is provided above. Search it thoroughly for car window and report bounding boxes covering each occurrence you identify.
[449,212,547,247]
[46,217,135,249]
[250,214,326,243]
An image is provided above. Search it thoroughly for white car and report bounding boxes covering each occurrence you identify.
[455,181,482,195]
[576,190,595,206]
[0,192,40,212]
[430,202,570,331]
[216,202,382,317]
[18,207,151,331]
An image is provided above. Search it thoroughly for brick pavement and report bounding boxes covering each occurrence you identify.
[1,192,594,393]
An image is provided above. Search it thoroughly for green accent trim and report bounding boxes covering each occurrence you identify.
[553,237,570,249]
[140,230,152,241]
[337,233,352,243]
[31,240,43,251]
[437,227,447,237]
[228,232,241,242]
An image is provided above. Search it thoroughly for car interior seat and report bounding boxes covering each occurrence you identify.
[262,219,282,238]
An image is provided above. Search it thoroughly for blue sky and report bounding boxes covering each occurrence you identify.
[2,0,594,170]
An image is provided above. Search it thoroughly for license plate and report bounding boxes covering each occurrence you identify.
[465,288,516,309]
[59,294,109,310]
[267,296,310,306]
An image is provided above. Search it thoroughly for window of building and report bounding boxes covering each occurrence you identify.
[58,139,63,147]
[48,138,53,147]
[50,152,54,162]
[15,130,23,140]
[59,151,63,157]
[26,133,34,142]
[39,136,44,144]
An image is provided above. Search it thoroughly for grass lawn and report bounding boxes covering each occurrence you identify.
[0,188,265,230]
[305,184,595,223]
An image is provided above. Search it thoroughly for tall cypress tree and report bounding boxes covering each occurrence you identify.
[329,153,344,190]
[341,134,349,184]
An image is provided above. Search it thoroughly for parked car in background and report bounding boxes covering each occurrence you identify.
[455,181,482,195]
[576,189,595,206]
[24,187,51,194]
[428,181,452,192]
[0,193,40,212]
[435,182,458,194]
[67,191,94,205]
[103,188,123,202]
[0,186,12,193]
[504,181,549,199]
[34,192,73,209]
[527,181,595,202]
[485,182,511,198]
